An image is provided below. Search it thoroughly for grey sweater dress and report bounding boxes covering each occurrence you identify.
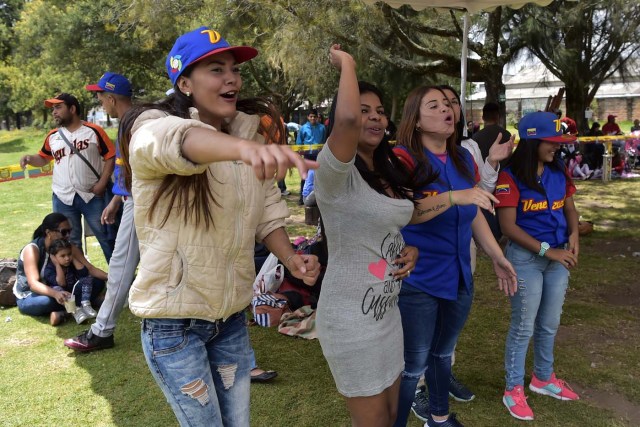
[315,147,414,397]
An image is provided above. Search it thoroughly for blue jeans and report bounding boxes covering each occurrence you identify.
[141,312,252,427]
[16,278,105,316]
[504,241,569,389]
[52,192,114,263]
[394,282,474,425]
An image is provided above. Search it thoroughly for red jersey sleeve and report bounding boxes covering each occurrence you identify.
[392,147,415,171]
[38,129,56,160]
[564,166,577,198]
[494,171,520,207]
[473,158,480,183]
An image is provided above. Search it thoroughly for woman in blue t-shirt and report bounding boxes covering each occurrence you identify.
[495,112,581,421]
[392,86,517,427]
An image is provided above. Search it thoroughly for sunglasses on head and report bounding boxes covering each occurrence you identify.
[56,228,72,237]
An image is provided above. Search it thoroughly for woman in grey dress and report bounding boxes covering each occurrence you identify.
[315,45,441,427]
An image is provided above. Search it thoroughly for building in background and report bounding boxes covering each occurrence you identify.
[466,62,640,126]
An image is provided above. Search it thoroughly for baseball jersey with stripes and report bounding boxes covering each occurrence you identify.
[38,122,115,205]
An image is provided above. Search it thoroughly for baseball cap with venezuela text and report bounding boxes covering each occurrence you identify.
[518,111,577,143]
[44,93,81,112]
[166,27,258,85]
[85,72,133,97]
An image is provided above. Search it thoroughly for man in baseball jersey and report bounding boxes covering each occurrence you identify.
[21,93,116,263]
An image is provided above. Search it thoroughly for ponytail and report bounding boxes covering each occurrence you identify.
[33,213,68,239]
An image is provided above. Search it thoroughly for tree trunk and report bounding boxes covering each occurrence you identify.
[390,95,398,123]
[564,81,592,135]
[483,70,507,128]
[4,114,10,131]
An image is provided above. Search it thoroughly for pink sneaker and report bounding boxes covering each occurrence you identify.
[529,372,580,401]
[503,385,534,421]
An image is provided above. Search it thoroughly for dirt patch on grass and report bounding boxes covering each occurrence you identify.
[586,237,640,305]
[557,321,640,425]
[599,285,640,306]
[5,337,38,346]
[285,214,306,225]
[595,237,640,255]
[574,386,640,426]
[580,199,616,210]
[557,321,638,348]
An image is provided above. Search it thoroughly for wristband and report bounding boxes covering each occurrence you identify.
[538,242,550,257]
[449,190,455,207]
[284,254,296,266]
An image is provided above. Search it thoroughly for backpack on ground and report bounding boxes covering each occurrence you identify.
[0,258,18,306]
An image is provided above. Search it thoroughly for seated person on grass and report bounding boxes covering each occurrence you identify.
[14,213,106,326]
[43,239,100,324]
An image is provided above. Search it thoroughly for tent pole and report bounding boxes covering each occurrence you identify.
[460,11,470,137]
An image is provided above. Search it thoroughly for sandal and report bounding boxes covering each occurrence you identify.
[250,368,278,383]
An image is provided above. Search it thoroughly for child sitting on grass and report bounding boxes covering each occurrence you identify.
[43,239,98,324]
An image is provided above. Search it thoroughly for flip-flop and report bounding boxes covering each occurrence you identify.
[250,370,278,383]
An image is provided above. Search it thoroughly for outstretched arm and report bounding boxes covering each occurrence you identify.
[181,128,316,182]
[410,187,499,224]
[325,44,361,164]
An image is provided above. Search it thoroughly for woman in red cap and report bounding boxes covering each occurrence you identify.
[118,27,320,426]
[495,112,581,421]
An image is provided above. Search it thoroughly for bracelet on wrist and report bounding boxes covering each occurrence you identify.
[284,254,296,266]
[449,190,455,207]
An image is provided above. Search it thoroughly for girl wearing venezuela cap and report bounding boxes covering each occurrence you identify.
[495,111,581,421]
[118,27,320,426]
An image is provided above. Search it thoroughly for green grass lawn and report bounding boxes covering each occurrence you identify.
[1,129,639,426]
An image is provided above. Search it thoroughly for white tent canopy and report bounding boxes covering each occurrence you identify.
[361,0,560,130]
[361,0,552,13]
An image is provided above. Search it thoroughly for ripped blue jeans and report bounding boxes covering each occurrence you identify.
[504,241,569,390]
[141,312,251,427]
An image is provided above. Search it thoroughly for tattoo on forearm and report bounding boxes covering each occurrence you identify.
[417,203,447,217]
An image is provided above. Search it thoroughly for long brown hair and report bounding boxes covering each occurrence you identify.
[396,85,475,185]
[118,87,284,230]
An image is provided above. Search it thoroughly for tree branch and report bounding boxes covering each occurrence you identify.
[381,4,458,38]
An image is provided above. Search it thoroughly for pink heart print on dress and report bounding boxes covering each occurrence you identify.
[368,258,387,280]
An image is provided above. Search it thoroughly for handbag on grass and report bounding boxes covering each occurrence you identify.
[251,253,290,327]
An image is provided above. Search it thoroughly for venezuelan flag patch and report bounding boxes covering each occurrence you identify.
[496,184,510,195]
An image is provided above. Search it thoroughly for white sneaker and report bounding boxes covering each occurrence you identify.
[81,302,97,318]
[73,308,89,324]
